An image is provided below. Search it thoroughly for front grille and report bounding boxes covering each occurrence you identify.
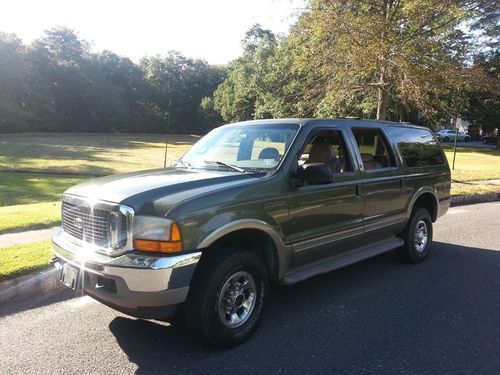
[62,201,113,248]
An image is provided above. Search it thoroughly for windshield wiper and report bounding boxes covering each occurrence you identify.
[203,160,246,173]
[175,159,192,169]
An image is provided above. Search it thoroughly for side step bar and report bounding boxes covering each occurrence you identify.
[281,237,404,285]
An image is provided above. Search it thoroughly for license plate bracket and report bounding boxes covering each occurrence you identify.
[60,263,79,290]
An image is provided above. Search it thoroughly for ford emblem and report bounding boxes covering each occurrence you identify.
[74,217,84,230]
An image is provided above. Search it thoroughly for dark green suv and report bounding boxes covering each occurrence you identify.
[52,119,450,347]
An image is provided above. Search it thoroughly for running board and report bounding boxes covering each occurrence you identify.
[281,237,404,285]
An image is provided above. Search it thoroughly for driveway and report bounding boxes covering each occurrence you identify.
[1,202,499,374]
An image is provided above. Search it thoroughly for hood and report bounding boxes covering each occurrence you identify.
[64,167,263,215]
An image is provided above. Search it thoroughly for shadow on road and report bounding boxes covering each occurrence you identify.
[109,242,500,374]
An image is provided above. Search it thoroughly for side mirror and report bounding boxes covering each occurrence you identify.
[298,163,333,185]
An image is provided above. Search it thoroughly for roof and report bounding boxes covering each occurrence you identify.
[223,118,428,131]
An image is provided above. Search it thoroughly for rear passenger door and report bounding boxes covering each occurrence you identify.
[350,127,406,242]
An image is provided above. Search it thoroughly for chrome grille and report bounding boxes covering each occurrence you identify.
[62,201,112,248]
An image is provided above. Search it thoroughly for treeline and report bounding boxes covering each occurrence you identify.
[209,0,500,130]
[0,28,226,134]
[1,0,499,134]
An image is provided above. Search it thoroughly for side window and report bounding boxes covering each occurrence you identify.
[298,130,352,174]
[352,128,396,170]
[388,126,445,167]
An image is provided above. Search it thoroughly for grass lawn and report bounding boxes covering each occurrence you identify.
[0,172,86,206]
[443,147,500,182]
[0,202,61,234]
[450,184,499,197]
[0,133,199,176]
[0,240,52,281]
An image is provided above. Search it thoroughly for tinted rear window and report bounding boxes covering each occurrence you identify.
[388,126,445,167]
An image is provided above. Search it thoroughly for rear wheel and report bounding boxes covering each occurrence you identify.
[398,207,433,264]
[444,136,450,142]
[464,136,470,142]
[185,248,268,348]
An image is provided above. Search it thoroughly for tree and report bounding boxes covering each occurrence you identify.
[285,0,496,122]
[140,51,227,133]
[463,51,500,147]
[213,24,279,122]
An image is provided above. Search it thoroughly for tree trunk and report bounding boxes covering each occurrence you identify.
[377,86,388,120]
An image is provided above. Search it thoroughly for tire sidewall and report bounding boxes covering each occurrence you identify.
[407,208,433,263]
[198,251,268,347]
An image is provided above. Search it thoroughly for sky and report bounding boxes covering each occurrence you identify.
[0,0,305,64]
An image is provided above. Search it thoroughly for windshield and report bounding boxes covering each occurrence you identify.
[178,123,300,172]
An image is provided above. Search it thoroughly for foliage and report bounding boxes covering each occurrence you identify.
[0,28,227,134]
[213,1,499,127]
[213,24,280,122]
[463,51,500,132]
[0,240,52,281]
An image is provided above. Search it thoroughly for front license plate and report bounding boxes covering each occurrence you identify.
[60,263,79,290]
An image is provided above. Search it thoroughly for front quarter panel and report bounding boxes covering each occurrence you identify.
[168,171,293,276]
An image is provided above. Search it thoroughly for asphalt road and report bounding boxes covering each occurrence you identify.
[1,202,499,374]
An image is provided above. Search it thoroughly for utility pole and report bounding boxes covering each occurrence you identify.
[452,119,458,170]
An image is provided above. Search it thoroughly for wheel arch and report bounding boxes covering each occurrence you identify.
[407,187,439,222]
[197,219,291,280]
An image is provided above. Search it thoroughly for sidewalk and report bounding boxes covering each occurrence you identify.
[0,226,58,247]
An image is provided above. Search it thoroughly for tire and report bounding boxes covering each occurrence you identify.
[398,207,433,264]
[444,136,449,142]
[464,136,470,142]
[483,139,488,144]
[185,248,269,348]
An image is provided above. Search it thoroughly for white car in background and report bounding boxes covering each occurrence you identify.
[435,129,471,142]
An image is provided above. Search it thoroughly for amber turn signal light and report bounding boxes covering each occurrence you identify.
[133,221,183,253]
[133,239,183,253]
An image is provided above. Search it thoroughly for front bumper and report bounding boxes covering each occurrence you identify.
[52,230,201,319]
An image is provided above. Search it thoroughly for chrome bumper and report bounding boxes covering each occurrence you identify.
[52,230,201,317]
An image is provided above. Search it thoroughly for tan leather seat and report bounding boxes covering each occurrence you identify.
[361,153,383,170]
[306,142,341,173]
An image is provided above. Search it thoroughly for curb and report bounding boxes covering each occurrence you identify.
[450,192,500,207]
[0,267,63,305]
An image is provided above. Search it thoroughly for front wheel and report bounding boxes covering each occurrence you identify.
[444,136,450,142]
[398,207,433,264]
[185,248,268,348]
[464,136,470,142]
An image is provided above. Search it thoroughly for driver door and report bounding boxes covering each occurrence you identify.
[286,128,364,267]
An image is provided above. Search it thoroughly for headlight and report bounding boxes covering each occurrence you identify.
[133,216,183,253]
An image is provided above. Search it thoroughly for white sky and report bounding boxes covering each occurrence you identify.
[0,0,305,64]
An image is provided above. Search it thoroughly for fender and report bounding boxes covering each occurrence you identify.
[406,186,440,221]
[197,219,292,279]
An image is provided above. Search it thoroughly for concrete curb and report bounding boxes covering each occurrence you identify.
[450,192,500,207]
[0,267,63,305]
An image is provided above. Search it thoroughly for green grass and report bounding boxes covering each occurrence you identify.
[0,202,61,234]
[0,172,86,206]
[0,240,52,281]
[443,147,500,182]
[0,133,199,176]
[451,183,499,197]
